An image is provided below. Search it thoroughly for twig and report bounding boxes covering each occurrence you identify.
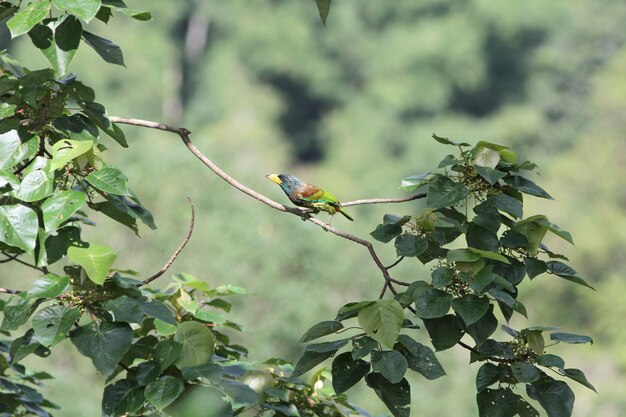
[0,287,22,295]
[343,194,425,207]
[140,197,195,286]
[0,251,46,272]
[109,117,415,295]
[457,340,510,363]
[385,256,405,270]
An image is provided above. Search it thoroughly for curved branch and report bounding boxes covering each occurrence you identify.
[0,287,22,295]
[343,194,425,207]
[110,116,414,294]
[141,197,195,286]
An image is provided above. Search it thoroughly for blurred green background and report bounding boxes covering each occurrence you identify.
[3,0,626,415]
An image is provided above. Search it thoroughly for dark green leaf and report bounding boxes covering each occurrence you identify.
[102,380,144,417]
[536,354,565,369]
[139,299,176,325]
[423,315,464,351]
[477,388,521,417]
[70,321,133,376]
[32,15,82,75]
[181,363,223,382]
[1,296,38,331]
[474,165,507,185]
[468,247,511,264]
[68,243,117,285]
[0,204,38,253]
[291,349,335,378]
[549,332,593,345]
[314,0,331,25]
[466,305,497,347]
[447,249,481,263]
[394,234,428,257]
[27,274,70,298]
[432,134,470,147]
[558,368,596,392]
[365,373,411,417]
[370,223,403,243]
[145,376,184,410]
[466,223,499,252]
[524,257,547,279]
[476,363,505,392]
[331,352,370,394]
[41,191,86,232]
[82,30,125,66]
[489,193,523,219]
[86,167,129,195]
[451,294,490,326]
[396,335,445,380]
[32,305,81,347]
[500,230,529,249]
[9,329,50,363]
[371,350,408,384]
[504,175,553,199]
[511,362,541,383]
[431,267,454,289]
[358,299,404,348]
[414,282,452,319]
[103,296,144,323]
[7,0,49,38]
[546,261,595,290]
[351,336,378,360]
[300,320,343,343]
[173,321,214,368]
[489,289,527,318]
[305,337,350,353]
[335,300,375,321]
[154,339,182,370]
[135,361,160,385]
[219,378,259,406]
[427,175,469,209]
[526,380,574,417]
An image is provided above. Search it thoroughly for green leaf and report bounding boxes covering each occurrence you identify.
[476,388,521,417]
[396,335,445,380]
[526,380,574,417]
[511,362,541,383]
[524,257,547,279]
[447,248,481,263]
[550,332,593,345]
[173,321,215,368]
[427,175,469,209]
[537,354,565,369]
[474,141,517,163]
[292,350,335,378]
[476,363,505,392]
[370,224,403,243]
[371,350,408,384]
[41,191,87,232]
[400,172,435,192]
[9,329,50,363]
[504,175,553,199]
[432,134,470,147]
[68,244,117,285]
[1,296,38,331]
[450,294,490,326]
[30,15,82,76]
[468,247,511,264]
[431,267,454,289]
[154,319,177,336]
[305,338,350,353]
[49,139,93,171]
[314,0,331,25]
[14,170,53,202]
[527,331,545,354]
[423,315,464,351]
[0,204,38,253]
[474,165,507,185]
[102,380,144,417]
[113,7,152,21]
[467,223,499,252]
[558,368,596,392]
[395,234,428,257]
[0,103,17,118]
[358,299,404,348]
[365,373,411,417]
[473,147,500,169]
[489,289,527,318]
[490,193,523,219]
[300,320,343,343]
[139,299,176,325]
[82,30,125,66]
[465,305,498,347]
[546,261,594,290]
[335,300,375,321]
[331,351,370,394]
[145,376,184,410]
[351,336,378,360]
[52,0,101,23]
[533,217,574,245]
[27,274,70,298]
[7,0,49,38]
[413,282,452,319]
[180,363,222,382]
[32,305,81,347]
[86,167,129,195]
[70,321,133,376]
[154,339,183,370]
[103,296,144,323]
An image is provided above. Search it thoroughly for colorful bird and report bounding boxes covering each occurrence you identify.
[266,173,354,223]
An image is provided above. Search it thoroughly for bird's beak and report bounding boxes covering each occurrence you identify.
[266,174,282,184]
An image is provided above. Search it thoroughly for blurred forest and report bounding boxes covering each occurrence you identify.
[3,0,626,415]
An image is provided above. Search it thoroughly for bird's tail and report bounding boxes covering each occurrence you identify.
[339,208,354,221]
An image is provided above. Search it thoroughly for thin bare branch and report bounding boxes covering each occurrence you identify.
[343,194,425,207]
[385,256,405,270]
[141,197,195,286]
[1,251,46,272]
[0,287,22,295]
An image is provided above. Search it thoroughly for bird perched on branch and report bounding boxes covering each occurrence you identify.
[266,173,354,223]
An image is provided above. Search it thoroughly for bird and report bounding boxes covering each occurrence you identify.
[266,173,354,224]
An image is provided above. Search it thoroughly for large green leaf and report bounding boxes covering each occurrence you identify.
[476,363,505,392]
[14,170,53,202]
[511,362,541,383]
[27,273,70,298]
[427,175,469,209]
[489,289,527,318]
[102,379,145,417]
[371,350,408,384]
[82,30,125,66]
[358,299,404,348]
[41,191,87,232]
[473,147,500,168]
[413,282,452,319]
[546,262,594,290]
[423,315,464,351]
[154,339,183,370]
[549,332,593,345]
[1,296,38,331]
[52,0,101,22]
[504,176,552,199]
[474,165,507,185]
[331,352,370,394]
[70,321,133,376]
[300,320,343,343]
[465,305,498,347]
[68,244,117,285]
[292,350,335,378]
[86,167,129,195]
[526,380,574,417]
[395,234,428,257]
[7,0,49,37]
[32,305,81,347]
[476,388,521,417]
[49,139,93,171]
[0,204,38,253]
[145,376,184,410]
[365,373,411,417]
[173,321,215,368]
[30,15,82,76]
[103,296,145,323]
[450,294,490,326]
[400,172,435,191]
[489,193,523,219]
[396,335,445,380]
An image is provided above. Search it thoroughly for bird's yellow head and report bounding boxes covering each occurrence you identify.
[266,174,282,185]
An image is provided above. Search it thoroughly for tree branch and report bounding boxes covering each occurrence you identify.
[0,287,22,295]
[1,251,46,273]
[141,197,195,286]
[109,116,417,295]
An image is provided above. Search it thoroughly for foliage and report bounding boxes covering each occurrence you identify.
[0,1,598,417]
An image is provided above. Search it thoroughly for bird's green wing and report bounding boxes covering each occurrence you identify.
[298,187,340,205]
